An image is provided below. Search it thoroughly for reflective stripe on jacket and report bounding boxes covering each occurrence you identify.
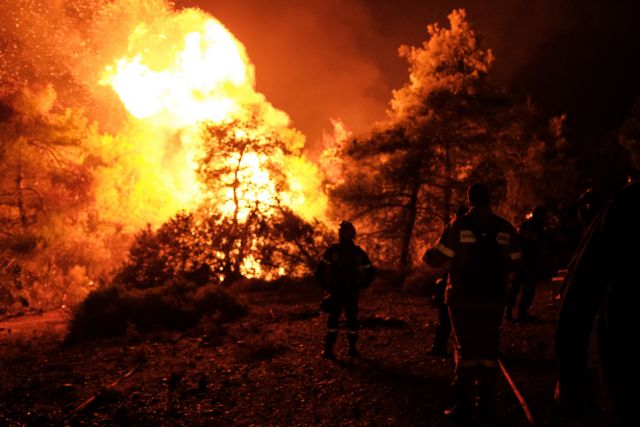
[423,208,521,308]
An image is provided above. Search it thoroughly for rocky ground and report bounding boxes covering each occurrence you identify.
[0,280,615,426]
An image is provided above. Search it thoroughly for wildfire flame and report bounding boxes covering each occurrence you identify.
[98,6,327,277]
[0,0,330,308]
[99,8,325,221]
[103,14,254,128]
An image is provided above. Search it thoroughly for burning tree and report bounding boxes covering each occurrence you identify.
[0,86,108,311]
[112,113,332,289]
[97,4,333,288]
[325,9,572,276]
[1,0,330,311]
[196,115,330,282]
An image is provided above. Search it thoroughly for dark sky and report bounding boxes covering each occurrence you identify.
[175,0,640,151]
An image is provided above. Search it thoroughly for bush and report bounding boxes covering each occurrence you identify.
[66,277,246,343]
[114,208,331,289]
[67,286,128,341]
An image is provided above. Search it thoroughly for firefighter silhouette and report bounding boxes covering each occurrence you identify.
[429,205,468,357]
[555,177,640,425]
[424,183,521,421]
[506,206,548,322]
[315,221,375,359]
[576,187,604,233]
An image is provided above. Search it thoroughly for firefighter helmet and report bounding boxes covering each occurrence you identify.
[339,221,356,240]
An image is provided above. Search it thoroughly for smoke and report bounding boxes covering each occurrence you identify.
[175,0,393,156]
[181,0,640,148]
[175,0,560,149]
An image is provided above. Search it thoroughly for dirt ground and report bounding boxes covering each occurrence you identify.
[0,280,615,426]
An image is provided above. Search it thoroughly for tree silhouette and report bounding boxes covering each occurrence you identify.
[326,9,572,277]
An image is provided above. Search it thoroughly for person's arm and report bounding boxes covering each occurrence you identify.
[508,223,523,271]
[423,222,456,269]
[314,248,333,289]
[358,250,376,289]
[554,203,612,408]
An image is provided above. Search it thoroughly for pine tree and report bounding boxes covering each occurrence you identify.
[326,9,572,276]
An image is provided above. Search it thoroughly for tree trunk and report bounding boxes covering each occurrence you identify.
[222,146,247,283]
[15,143,28,229]
[442,142,453,225]
[399,161,422,280]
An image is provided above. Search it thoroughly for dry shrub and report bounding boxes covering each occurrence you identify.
[66,278,246,343]
[66,286,127,342]
[114,209,331,290]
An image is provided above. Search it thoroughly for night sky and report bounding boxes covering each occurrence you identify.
[176,0,640,152]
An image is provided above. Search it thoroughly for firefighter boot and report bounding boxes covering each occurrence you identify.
[322,331,337,359]
[347,331,360,358]
[444,367,474,422]
[504,306,514,322]
[477,366,498,422]
[428,325,449,356]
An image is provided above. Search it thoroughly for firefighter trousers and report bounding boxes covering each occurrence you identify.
[448,306,503,405]
[326,291,359,344]
[507,270,537,317]
[433,302,452,351]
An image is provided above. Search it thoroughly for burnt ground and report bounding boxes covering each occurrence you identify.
[0,280,614,426]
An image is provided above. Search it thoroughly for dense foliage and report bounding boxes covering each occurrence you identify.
[114,207,329,289]
[66,277,247,343]
[0,86,129,313]
[323,10,574,275]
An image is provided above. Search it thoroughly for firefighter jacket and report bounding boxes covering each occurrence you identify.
[315,240,375,293]
[555,180,640,420]
[518,218,547,275]
[423,208,522,308]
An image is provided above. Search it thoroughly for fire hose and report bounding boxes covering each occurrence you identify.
[498,358,536,426]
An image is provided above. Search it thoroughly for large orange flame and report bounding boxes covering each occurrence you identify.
[98,6,327,277]
[102,13,254,128]
[99,8,326,222]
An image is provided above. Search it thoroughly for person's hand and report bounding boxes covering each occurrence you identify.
[554,378,593,415]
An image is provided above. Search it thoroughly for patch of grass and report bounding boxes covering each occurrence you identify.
[66,278,246,344]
